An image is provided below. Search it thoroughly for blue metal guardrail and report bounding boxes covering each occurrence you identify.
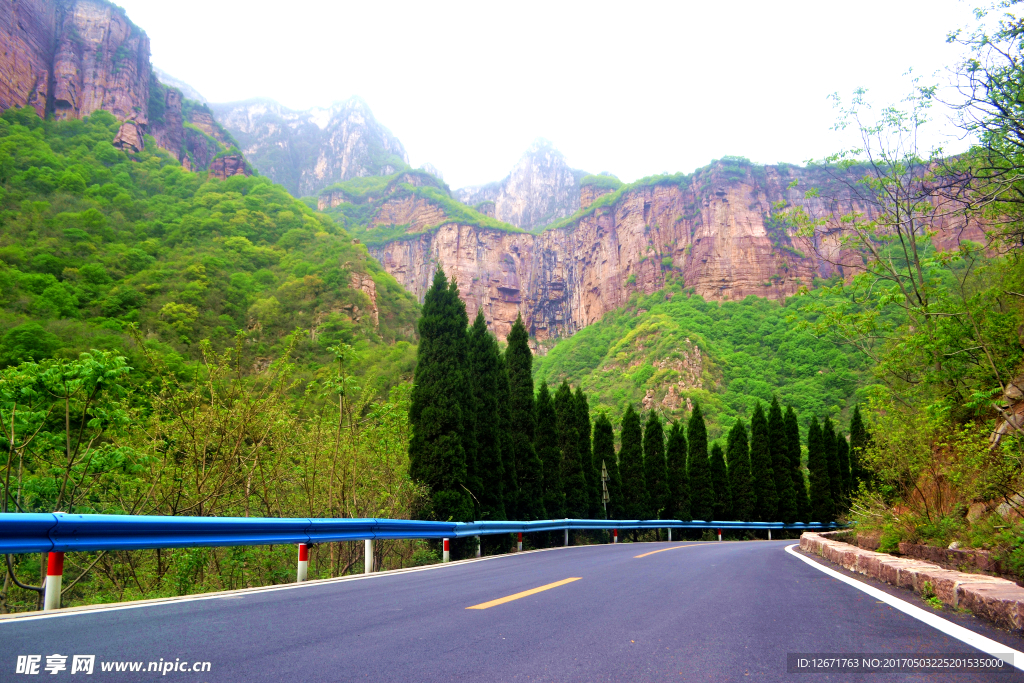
[0,513,840,555]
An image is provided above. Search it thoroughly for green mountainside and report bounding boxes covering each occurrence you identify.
[534,278,874,444]
[0,107,419,381]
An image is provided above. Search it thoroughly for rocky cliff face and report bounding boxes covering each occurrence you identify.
[370,162,986,342]
[210,97,409,197]
[0,0,149,121]
[454,140,586,229]
[0,0,237,174]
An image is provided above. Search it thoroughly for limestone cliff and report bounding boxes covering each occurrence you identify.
[210,97,409,197]
[1,0,149,121]
[455,140,586,229]
[369,161,986,342]
[0,0,237,174]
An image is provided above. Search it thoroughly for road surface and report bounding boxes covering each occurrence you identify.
[3,540,1023,681]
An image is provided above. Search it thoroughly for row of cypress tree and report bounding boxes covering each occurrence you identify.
[408,269,872,531]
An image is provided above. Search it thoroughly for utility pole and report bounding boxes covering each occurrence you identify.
[601,460,610,518]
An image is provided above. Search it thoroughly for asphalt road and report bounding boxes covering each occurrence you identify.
[3,540,1024,682]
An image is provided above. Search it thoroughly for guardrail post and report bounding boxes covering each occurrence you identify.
[43,551,64,611]
[768,529,772,541]
[517,532,523,553]
[613,528,617,544]
[475,536,481,558]
[563,528,569,547]
[443,538,450,563]
[364,539,374,574]
[668,528,672,542]
[717,529,722,542]
[296,543,308,582]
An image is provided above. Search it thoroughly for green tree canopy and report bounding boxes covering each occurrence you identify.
[666,421,690,521]
[749,402,778,522]
[619,404,647,519]
[505,315,544,520]
[727,420,754,522]
[556,381,588,519]
[769,397,797,523]
[535,382,563,519]
[807,417,832,523]
[785,406,808,521]
[468,311,505,521]
[687,403,714,522]
[643,412,670,519]
[574,388,599,518]
[709,442,732,521]
[593,412,617,519]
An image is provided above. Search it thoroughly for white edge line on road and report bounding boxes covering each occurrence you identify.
[785,543,1024,672]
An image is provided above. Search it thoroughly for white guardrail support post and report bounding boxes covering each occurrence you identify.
[364,539,374,574]
[563,528,569,547]
[43,551,64,611]
[517,532,523,553]
[296,543,308,582]
[668,528,672,542]
[442,538,450,563]
[768,529,772,541]
[475,536,481,558]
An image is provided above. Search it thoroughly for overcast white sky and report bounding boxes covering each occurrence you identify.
[114,0,981,189]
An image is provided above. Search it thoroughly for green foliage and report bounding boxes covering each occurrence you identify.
[727,421,754,521]
[506,315,544,520]
[593,413,620,518]
[468,311,506,521]
[408,269,473,524]
[687,403,714,521]
[849,405,870,489]
[533,285,873,443]
[575,388,600,518]
[536,382,563,519]
[579,174,623,191]
[807,417,833,523]
[769,396,797,523]
[749,402,777,521]
[786,406,809,521]
[709,442,732,521]
[822,418,842,518]
[666,421,690,521]
[642,412,670,518]
[0,107,419,379]
[556,381,587,519]
[618,404,647,519]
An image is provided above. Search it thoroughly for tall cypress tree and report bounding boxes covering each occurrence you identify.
[785,406,808,521]
[505,315,545,520]
[408,268,473,524]
[535,383,563,519]
[768,397,796,523]
[709,442,732,520]
[643,412,670,519]
[849,405,870,491]
[496,355,517,518]
[807,417,832,523]
[749,403,778,522]
[593,413,617,519]
[575,388,599,518]
[835,431,851,512]
[666,422,690,521]
[726,421,754,521]
[556,381,588,519]
[467,311,505,521]
[822,418,842,519]
[687,403,714,522]
[619,404,648,519]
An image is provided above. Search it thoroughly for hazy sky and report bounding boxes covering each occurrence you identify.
[114,0,981,189]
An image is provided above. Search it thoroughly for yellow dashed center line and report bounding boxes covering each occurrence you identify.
[634,543,703,558]
[466,577,582,610]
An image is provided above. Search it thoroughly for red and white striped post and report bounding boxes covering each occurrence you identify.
[442,538,450,563]
[612,529,618,544]
[364,539,374,574]
[517,533,523,553]
[717,529,722,542]
[43,551,64,611]
[296,543,309,582]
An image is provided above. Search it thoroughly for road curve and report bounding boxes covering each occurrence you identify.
[3,540,1023,682]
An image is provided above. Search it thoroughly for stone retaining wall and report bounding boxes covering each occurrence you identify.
[800,532,1024,632]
